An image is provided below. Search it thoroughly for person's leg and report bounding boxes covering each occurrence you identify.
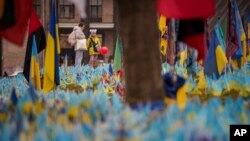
[83,51,89,65]
[89,55,94,67]
[94,55,98,68]
[79,50,83,65]
[75,50,80,66]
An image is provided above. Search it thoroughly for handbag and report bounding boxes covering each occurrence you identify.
[75,39,87,51]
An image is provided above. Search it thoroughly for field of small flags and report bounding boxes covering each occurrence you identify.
[0,63,250,141]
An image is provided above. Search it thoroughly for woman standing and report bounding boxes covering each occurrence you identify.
[87,29,101,68]
[74,23,86,66]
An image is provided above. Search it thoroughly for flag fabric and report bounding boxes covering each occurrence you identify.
[68,0,87,19]
[10,88,18,106]
[177,19,206,61]
[233,0,245,60]
[196,70,207,90]
[114,37,122,72]
[215,22,226,51]
[109,64,113,76]
[43,0,60,93]
[226,0,246,67]
[157,0,215,19]
[248,10,250,48]
[159,15,168,56]
[163,73,187,109]
[30,36,41,90]
[0,0,15,31]
[1,0,32,46]
[23,9,46,82]
[237,11,247,65]
[179,42,187,66]
[204,30,228,77]
[159,15,166,36]
[226,0,238,58]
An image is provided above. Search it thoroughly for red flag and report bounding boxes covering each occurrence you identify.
[1,0,32,46]
[177,20,206,61]
[157,0,215,19]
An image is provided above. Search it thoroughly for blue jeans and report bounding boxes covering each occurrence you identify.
[75,50,83,66]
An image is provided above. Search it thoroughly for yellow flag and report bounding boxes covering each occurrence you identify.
[179,47,187,66]
[241,33,247,65]
[231,59,239,70]
[215,45,228,75]
[30,36,41,90]
[43,0,60,93]
[160,39,167,56]
[197,70,207,89]
[159,15,168,56]
[177,85,187,110]
[159,15,166,36]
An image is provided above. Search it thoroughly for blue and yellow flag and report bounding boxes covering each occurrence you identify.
[30,36,41,90]
[43,0,60,93]
[204,28,228,77]
[231,0,246,66]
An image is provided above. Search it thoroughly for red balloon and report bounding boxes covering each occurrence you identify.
[100,46,109,55]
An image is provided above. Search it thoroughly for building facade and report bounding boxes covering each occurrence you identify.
[1,0,116,75]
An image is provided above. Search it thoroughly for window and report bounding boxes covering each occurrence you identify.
[33,0,41,18]
[59,0,75,19]
[89,0,102,22]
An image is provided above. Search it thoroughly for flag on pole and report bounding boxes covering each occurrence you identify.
[43,0,60,93]
[159,15,168,56]
[114,37,122,72]
[226,0,246,67]
[0,0,15,31]
[226,0,241,59]
[179,43,187,66]
[30,36,41,90]
[215,21,226,51]
[204,30,228,77]
[23,9,46,82]
[159,15,166,36]
[1,0,32,46]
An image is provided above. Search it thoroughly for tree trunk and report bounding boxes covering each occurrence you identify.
[118,0,165,105]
